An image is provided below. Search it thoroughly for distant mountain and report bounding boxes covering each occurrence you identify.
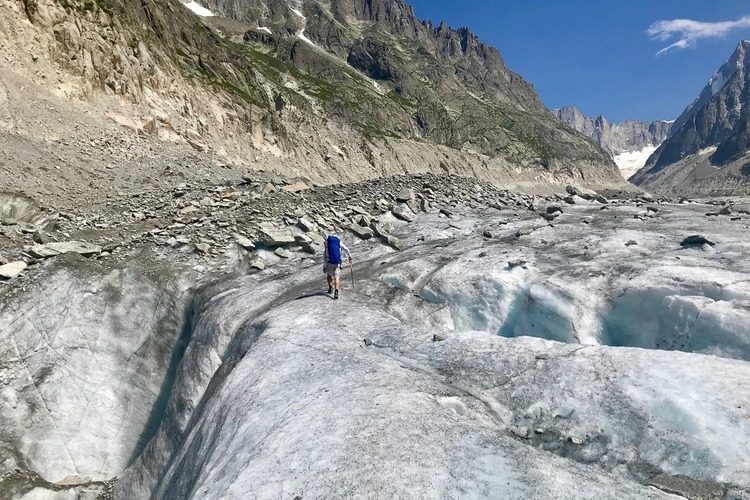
[553,106,670,179]
[553,106,670,157]
[631,40,750,195]
[0,0,625,195]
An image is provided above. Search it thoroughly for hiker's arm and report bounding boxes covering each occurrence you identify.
[341,243,353,262]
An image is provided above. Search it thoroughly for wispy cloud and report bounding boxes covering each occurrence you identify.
[647,15,750,55]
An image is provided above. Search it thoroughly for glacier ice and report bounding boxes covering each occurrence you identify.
[2,197,750,498]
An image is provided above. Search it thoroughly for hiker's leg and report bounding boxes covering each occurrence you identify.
[335,277,340,290]
[327,274,333,287]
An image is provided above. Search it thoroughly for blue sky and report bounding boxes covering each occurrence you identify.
[407,1,750,123]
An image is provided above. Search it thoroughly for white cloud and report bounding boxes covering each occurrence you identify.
[647,15,750,55]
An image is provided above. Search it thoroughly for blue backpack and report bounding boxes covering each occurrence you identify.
[326,235,341,264]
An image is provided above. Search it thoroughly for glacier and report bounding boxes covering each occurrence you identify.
[2,197,750,499]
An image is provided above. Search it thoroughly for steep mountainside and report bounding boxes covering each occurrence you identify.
[553,106,670,158]
[0,0,626,206]
[631,41,750,195]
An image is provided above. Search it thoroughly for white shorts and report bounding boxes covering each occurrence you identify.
[324,263,341,278]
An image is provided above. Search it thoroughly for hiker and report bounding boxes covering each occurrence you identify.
[323,234,353,299]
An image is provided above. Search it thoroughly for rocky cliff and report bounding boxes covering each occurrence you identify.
[0,0,626,207]
[553,106,671,158]
[631,41,750,195]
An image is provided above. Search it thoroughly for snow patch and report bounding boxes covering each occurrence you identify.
[182,0,214,17]
[290,7,305,18]
[699,146,718,156]
[298,30,315,46]
[257,26,272,34]
[613,146,657,180]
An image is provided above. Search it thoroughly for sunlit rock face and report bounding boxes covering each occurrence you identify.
[632,41,750,195]
[3,198,750,499]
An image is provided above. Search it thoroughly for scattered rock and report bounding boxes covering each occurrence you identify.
[680,235,715,247]
[275,247,290,258]
[281,181,309,193]
[371,221,394,238]
[261,182,277,196]
[26,241,102,258]
[396,188,414,202]
[194,243,211,254]
[566,185,598,201]
[439,208,453,218]
[297,217,316,233]
[235,235,256,250]
[516,227,534,237]
[383,234,403,250]
[0,261,27,279]
[508,259,528,269]
[249,257,266,270]
[32,229,49,244]
[718,205,733,216]
[167,236,190,248]
[432,334,447,342]
[257,223,296,246]
[0,192,43,225]
[392,205,414,222]
[420,198,431,213]
[648,474,726,500]
[625,240,638,246]
[482,230,492,238]
[512,426,530,439]
[348,224,374,240]
[567,436,584,445]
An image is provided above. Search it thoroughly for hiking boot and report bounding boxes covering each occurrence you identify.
[334,289,339,299]
[327,286,333,294]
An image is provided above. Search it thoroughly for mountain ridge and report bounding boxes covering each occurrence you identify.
[0,0,629,207]
[631,40,750,195]
[553,105,671,157]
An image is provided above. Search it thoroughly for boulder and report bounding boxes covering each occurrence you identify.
[0,261,27,279]
[383,234,403,250]
[234,235,256,250]
[275,248,291,258]
[348,224,374,240]
[349,206,371,217]
[680,235,715,247]
[257,224,295,247]
[396,188,414,203]
[295,234,318,254]
[194,243,211,254]
[261,183,277,196]
[371,221,395,238]
[648,474,726,500]
[392,205,414,222]
[26,241,102,259]
[565,185,598,201]
[281,182,309,193]
[420,198,431,213]
[297,217,316,233]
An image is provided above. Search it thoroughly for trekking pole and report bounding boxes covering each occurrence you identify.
[349,261,355,293]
